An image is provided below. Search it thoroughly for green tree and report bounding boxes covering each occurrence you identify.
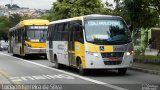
[0,14,35,41]
[123,0,158,28]
[0,16,11,41]
[105,0,159,53]
[110,0,130,23]
[151,0,160,15]
[5,4,20,9]
[50,0,106,20]
[39,13,53,21]
[150,0,160,26]
[9,14,21,26]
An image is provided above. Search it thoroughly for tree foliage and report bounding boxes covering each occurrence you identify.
[108,0,159,28]
[9,14,22,26]
[5,4,20,9]
[0,16,11,41]
[50,0,106,20]
[0,14,22,41]
[123,0,159,28]
[151,0,160,15]
[104,0,160,50]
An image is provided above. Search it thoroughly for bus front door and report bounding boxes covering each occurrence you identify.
[68,29,76,66]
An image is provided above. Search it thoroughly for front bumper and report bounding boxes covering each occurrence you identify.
[26,47,46,54]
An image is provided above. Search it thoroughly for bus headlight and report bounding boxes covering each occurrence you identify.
[93,53,99,57]
[26,44,31,47]
[126,51,134,56]
[86,51,99,57]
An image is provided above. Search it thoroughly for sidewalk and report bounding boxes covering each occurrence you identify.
[145,48,159,56]
[130,62,160,75]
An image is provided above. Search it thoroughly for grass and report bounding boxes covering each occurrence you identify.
[134,55,160,65]
[134,55,160,60]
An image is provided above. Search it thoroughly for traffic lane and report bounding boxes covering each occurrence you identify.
[30,55,160,84]
[25,53,160,89]
[0,70,12,84]
[0,53,92,84]
[29,59,160,90]
[84,70,160,90]
[86,69,160,84]
[0,52,127,90]
[3,52,160,90]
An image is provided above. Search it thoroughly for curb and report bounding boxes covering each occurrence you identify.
[129,67,160,75]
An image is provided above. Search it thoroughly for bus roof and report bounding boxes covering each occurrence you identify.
[49,14,122,25]
[49,16,82,24]
[19,19,49,27]
[9,19,49,32]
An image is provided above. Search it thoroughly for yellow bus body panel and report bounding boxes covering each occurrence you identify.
[19,19,49,28]
[87,43,113,53]
[74,42,86,68]
[25,41,46,48]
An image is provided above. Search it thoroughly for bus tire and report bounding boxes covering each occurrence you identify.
[77,59,86,75]
[118,68,127,75]
[44,54,47,59]
[54,55,62,69]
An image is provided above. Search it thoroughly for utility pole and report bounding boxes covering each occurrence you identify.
[11,0,13,9]
[9,0,13,16]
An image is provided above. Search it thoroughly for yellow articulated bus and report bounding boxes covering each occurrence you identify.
[8,19,49,57]
[46,14,133,75]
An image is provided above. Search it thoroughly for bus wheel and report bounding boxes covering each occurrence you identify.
[54,56,62,69]
[118,68,127,75]
[44,55,47,59]
[78,60,86,75]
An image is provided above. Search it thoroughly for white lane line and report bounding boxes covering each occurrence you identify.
[0,52,127,90]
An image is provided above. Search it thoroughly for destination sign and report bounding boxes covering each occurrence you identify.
[29,26,48,29]
[86,20,121,26]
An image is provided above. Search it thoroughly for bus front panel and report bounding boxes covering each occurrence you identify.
[84,42,133,69]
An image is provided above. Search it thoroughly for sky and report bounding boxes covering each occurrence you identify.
[0,0,114,9]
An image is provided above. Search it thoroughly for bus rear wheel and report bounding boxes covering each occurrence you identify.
[118,68,127,75]
[54,56,62,69]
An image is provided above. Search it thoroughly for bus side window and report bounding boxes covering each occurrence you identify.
[15,30,18,43]
[76,29,84,43]
[58,23,64,41]
[62,23,69,41]
[22,29,26,40]
[74,22,84,43]
[53,24,58,41]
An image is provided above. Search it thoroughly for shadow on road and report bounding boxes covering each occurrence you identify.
[11,54,131,77]
[13,54,47,60]
[50,65,132,77]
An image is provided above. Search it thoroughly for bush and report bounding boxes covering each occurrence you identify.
[134,55,160,64]
[134,49,142,55]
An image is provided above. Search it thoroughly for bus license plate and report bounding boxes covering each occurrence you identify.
[108,57,118,61]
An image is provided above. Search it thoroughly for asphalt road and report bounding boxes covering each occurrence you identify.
[0,51,160,90]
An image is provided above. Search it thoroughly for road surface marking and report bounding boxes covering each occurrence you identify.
[0,69,29,90]
[0,52,127,90]
[10,74,75,82]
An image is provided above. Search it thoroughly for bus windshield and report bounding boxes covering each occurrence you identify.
[85,19,132,45]
[27,26,47,42]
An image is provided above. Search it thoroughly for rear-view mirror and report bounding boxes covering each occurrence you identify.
[128,24,133,32]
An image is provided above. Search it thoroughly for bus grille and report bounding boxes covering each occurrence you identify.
[104,61,122,65]
[101,52,124,65]
[101,52,124,58]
